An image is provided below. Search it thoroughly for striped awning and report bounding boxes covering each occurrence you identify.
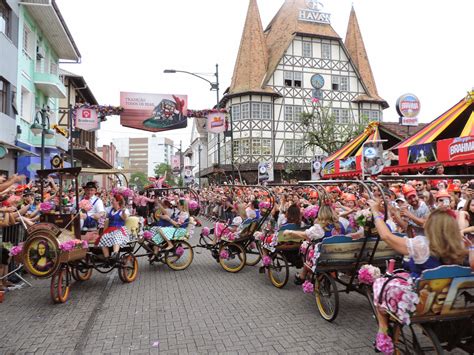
[393,93,474,150]
[324,122,380,163]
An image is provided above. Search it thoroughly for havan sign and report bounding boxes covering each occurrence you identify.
[299,0,331,24]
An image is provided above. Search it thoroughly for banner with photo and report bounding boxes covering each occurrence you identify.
[171,155,181,175]
[362,142,386,176]
[258,161,274,184]
[339,156,357,172]
[120,92,188,132]
[311,157,324,180]
[184,169,194,185]
[407,142,438,164]
[206,112,226,134]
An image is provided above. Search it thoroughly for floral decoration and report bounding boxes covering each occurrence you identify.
[79,199,93,212]
[262,255,272,267]
[302,280,314,294]
[355,209,373,227]
[143,231,153,240]
[219,249,229,260]
[39,201,54,213]
[175,246,185,257]
[358,264,381,285]
[9,244,23,257]
[59,239,87,252]
[303,205,319,221]
[375,332,394,354]
[258,201,271,210]
[201,227,210,237]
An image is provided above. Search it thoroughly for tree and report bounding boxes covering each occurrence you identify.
[130,172,149,190]
[300,100,368,155]
[153,163,175,186]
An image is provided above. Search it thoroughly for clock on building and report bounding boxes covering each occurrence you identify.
[311,74,325,89]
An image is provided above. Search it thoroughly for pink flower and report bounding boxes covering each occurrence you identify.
[302,280,314,294]
[143,231,153,240]
[201,227,210,237]
[188,200,199,210]
[79,199,93,212]
[219,250,229,260]
[175,246,185,256]
[375,332,394,354]
[303,206,319,220]
[9,245,23,256]
[262,255,272,266]
[39,202,53,213]
[258,201,271,210]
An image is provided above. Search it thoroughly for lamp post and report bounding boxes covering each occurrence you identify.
[198,143,202,189]
[30,106,55,170]
[163,64,221,171]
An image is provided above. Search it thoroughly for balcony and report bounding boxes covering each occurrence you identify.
[33,71,67,98]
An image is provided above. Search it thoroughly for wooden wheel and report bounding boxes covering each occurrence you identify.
[50,266,71,304]
[165,241,194,271]
[218,243,246,273]
[314,272,339,322]
[393,323,444,354]
[268,252,289,288]
[118,254,138,283]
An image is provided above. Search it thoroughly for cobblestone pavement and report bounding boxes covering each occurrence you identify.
[1,224,381,355]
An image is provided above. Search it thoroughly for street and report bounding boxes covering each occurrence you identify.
[1,226,378,354]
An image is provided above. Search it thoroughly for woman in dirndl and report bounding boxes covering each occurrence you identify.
[98,194,130,259]
[151,199,190,252]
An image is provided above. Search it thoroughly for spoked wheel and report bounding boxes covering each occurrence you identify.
[118,254,138,283]
[219,242,246,273]
[71,256,93,281]
[394,323,444,354]
[268,252,289,288]
[244,241,261,266]
[314,272,339,322]
[50,266,71,304]
[165,241,194,271]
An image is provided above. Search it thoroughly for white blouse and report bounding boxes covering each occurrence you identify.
[405,235,430,264]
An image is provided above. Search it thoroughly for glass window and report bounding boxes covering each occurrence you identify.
[361,110,370,120]
[284,106,293,121]
[340,109,350,124]
[232,104,241,121]
[302,42,312,57]
[0,78,7,114]
[284,71,293,87]
[23,25,34,59]
[241,103,250,119]
[252,138,261,155]
[294,72,302,88]
[340,76,349,91]
[0,0,10,38]
[251,103,261,119]
[241,139,250,155]
[294,141,305,156]
[262,103,271,119]
[262,139,271,155]
[321,43,331,59]
[20,87,33,122]
[331,76,339,91]
[332,108,341,124]
[294,106,303,122]
[370,111,380,121]
[284,140,294,156]
[233,140,240,156]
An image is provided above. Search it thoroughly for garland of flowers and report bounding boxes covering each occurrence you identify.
[73,104,124,117]
[187,108,228,118]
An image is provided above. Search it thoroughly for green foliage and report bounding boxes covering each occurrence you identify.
[130,172,149,190]
[153,163,175,186]
[300,101,367,155]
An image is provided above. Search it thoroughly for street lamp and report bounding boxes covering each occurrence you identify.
[163,64,221,172]
[198,143,202,189]
[30,106,55,170]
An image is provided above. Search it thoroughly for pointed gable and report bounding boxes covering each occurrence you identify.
[345,7,388,108]
[263,0,340,85]
[229,0,275,96]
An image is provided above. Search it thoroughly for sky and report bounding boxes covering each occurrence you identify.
[57,0,474,150]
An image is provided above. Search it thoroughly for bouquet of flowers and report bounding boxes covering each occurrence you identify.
[39,201,54,213]
[143,230,153,240]
[358,264,381,285]
[258,201,271,210]
[79,199,93,212]
[112,186,134,199]
[303,205,319,222]
[59,239,88,252]
[354,209,373,227]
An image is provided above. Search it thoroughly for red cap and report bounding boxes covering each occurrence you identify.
[402,185,417,198]
[309,191,319,199]
[435,190,450,200]
[447,183,460,193]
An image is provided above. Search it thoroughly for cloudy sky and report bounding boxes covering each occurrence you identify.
[57,0,474,149]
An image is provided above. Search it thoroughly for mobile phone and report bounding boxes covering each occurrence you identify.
[443,199,450,207]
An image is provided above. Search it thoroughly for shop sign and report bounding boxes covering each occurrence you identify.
[206,112,226,134]
[171,155,181,175]
[449,136,474,160]
[299,0,331,24]
[75,107,100,131]
[397,93,420,126]
[258,161,274,183]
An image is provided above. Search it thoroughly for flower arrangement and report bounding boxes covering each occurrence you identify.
[39,201,54,213]
[262,255,272,267]
[9,244,23,257]
[201,227,210,237]
[303,205,319,221]
[355,209,373,227]
[302,280,314,293]
[79,199,93,212]
[112,186,134,199]
[175,246,185,257]
[59,239,88,252]
[258,201,271,210]
[188,200,199,211]
[143,230,153,240]
[375,333,394,354]
[219,249,229,260]
[358,264,381,285]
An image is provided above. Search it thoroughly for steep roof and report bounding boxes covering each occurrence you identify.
[229,0,275,96]
[345,7,388,108]
[263,0,340,85]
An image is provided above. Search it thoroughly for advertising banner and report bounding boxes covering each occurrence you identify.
[339,156,357,172]
[171,155,181,175]
[258,161,274,184]
[75,107,99,131]
[407,142,438,164]
[362,142,385,176]
[184,169,194,185]
[120,92,188,132]
[206,112,226,134]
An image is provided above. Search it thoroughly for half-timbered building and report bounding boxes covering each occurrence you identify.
[206,0,388,183]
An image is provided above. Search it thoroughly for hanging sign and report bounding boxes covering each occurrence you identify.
[75,107,100,131]
[258,161,274,184]
[120,92,188,132]
[311,156,324,180]
[206,112,226,134]
[397,93,420,126]
[171,155,181,175]
[362,142,386,176]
